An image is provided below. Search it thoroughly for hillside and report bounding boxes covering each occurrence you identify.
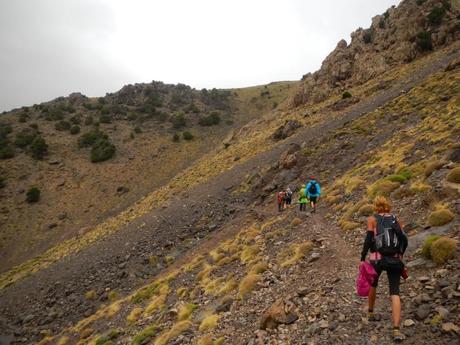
[0,80,297,272]
[1,0,460,344]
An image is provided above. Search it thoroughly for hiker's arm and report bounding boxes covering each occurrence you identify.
[317,184,321,195]
[360,231,373,262]
[395,219,408,255]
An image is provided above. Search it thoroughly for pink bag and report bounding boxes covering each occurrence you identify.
[356,261,377,297]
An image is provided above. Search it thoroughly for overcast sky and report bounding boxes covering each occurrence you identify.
[0,0,401,112]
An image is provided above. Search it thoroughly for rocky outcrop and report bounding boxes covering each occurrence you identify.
[294,0,460,106]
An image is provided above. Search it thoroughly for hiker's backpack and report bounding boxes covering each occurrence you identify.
[373,214,406,256]
[308,182,317,195]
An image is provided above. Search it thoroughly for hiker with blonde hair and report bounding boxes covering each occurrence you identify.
[360,196,408,342]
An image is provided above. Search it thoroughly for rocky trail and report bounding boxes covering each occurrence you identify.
[0,47,460,344]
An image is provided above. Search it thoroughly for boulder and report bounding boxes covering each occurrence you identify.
[272,120,302,141]
[260,299,299,330]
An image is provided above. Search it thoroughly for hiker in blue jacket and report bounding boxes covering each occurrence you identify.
[306,176,321,213]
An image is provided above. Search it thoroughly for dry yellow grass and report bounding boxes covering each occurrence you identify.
[154,321,192,345]
[447,167,460,183]
[144,294,167,315]
[430,237,458,264]
[218,278,238,295]
[199,314,220,332]
[176,287,188,299]
[239,274,261,298]
[177,303,198,321]
[240,244,260,263]
[291,217,302,226]
[250,262,268,274]
[428,208,455,227]
[279,241,313,267]
[357,204,374,217]
[126,307,143,324]
[84,290,97,300]
[197,336,214,345]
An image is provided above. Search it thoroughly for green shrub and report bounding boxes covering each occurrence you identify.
[30,136,48,159]
[172,133,180,142]
[199,112,221,126]
[446,167,460,183]
[98,97,106,105]
[378,18,385,29]
[358,204,374,217]
[186,103,200,113]
[55,120,71,131]
[363,29,373,44]
[90,139,116,162]
[29,123,38,130]
[69,115,81,125]
[0,124,13,139]
[416,31,433,51]
[387,174,408,183]
[171,113,186,129]
[0,176,5,188]
[342,91,352,99]
[78,130,108,148]
[0,146,14,159]
[430,237,458,264]
[134,126,141,134]
[368,180,400,197]
[70,125,80,135]
[26,187,40,203]
[427,5,446,25]
[14,129,37,148]
[422,235,441,258]
[18,114,29,123]
[127,112,138,121]
[99,114,111,124]
[416,0,427,5]
[428,208,455,226]
[183,131,193,140]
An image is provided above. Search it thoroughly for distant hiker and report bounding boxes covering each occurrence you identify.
[277,191,286,212]
[360,196,408,342]
[306,176,321,213]
[298,185,308,211]
[285,188,293,207]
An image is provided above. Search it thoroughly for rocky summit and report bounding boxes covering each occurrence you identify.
[0,0,460,344]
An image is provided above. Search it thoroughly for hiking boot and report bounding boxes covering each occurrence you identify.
[392,328,405,342]
[367,311,379,321]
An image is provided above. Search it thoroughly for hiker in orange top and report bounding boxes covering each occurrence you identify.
[277,191,286,212]
[360,196,408,342]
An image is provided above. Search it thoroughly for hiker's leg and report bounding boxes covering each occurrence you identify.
[391,295,401,327]
[388,269,402,327]
[368,287,377,310]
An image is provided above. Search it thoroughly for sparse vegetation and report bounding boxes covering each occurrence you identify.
[126,307,143,324]
[26,187,40,203]
[177,303,198,321]
[358,204,374,217]
[421,235,441,259]
[291,217,302,226]
[90,139,116,163]
[183,131,193,140]
[55,120,71,131]
[132,325,159,345]
[199,112,221,126]
[199,314,220,332]
[342,91,352,99]
[430,237,458,264]
[239,274,261,298]
[416,31,433,51]
[368,179,400,197]
[446,167,460,183]
[427,5,446,25]
[428,208,454,227]
[14,129,37,148]
[154,321,192,345]
[424,159,445,177]
[85,290,97,300]
[171,113,186,129]
[78,130,108,148]
[279,241,313,267]
[70,125,80,135]
[250,261,268,274]
[30,136,48,159]
[99,114,111,124]
[363,29,373,44]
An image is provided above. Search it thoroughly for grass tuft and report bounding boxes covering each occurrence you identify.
[279,241,313,267]
[154,321,193,345]
[239,274,261,298]
[132,325,159,345]
[177,303,198,321]
[126,307,143,324]
[446,167,460,183]
[250,261,268,274]
[421,235,441,259]
[199,314,220,332]
[85,290,97,300]
[430,237,458,264]
[428,208,455,227]
[291,217,302,226]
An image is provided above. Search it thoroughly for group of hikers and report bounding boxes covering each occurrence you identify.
[276,175,409,342]
[277,176,321,213]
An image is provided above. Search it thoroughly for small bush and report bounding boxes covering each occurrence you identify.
[85,290,97,300]
[127,112,138,121]
[431,237,458,264]
[26,187,40,203]
[172,133,180,142]
[99,114,111,124]
[177,303,198,321]
[427,5,446,25]
[358,204,374,217]
[416,31,433,51]
[69,115,81,125]
[199,315,220,332]
[239,274,261,298]
[363,29,373,44]
[55,120,71,131]
[339,219,360,231]
[134,126,141,134]
[387,174,408,183]
[0,124,13,139]
[199,112,221,126]
[30,136,48,159]
[171,113,186,129]
[424,160,445,177]
[70,125,80,135]
[0,176,5,189]
[422,235,441,258]
[183,131,193,140]
[132,325,159,345]
[14,129,37,148]
[342,91,352,99]
[154,321,192,345]
[428,208,455,226]
[0,146,15,159]
[127,307,143,324]
[78,130,108,148]
[250,262,268,274]
[446,167,460,183]
[378,18,385,29]
[368,180,400,197]
[29,123,38,130]
[90,139,116,163]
